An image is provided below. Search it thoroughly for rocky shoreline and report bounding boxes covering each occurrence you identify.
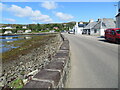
[0,33,62,88]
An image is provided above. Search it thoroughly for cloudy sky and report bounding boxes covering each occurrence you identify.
[0,2,118,24]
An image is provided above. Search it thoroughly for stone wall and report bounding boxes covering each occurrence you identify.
[0,34,63,88]
[23,34,70,88]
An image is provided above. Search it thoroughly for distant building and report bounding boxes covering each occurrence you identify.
[49,30,55,32]
[17,30,24,33]
[22,26,27,29]
[83,19,98,35]
[94,18,116,36]
[116,1,120,28]
[83,18,116,36]
[25,30,32,33]
[73,21,86,34]
[53,27,59,30]
[4,31,12,34]
[2,26,16,29]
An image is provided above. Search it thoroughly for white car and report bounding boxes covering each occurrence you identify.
[68,31,74,34]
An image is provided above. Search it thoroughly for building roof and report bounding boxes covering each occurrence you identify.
[78,24,85,27]
[116,13,120,17]
[84,22,97,29]
[93,18,116,29]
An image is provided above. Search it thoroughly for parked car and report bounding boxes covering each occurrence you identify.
[105,28,120,43]
[68,31,74,34]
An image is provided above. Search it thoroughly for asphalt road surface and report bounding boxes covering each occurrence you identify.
[63,33,118,88]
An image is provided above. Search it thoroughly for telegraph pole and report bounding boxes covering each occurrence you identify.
[114,4,118,15]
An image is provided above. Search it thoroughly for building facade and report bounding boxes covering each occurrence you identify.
[116,1,120,28]
[73,22,85,34]
[83,19,98,35]
[83,18,116,36]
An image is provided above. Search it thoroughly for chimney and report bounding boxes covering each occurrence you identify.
[98,18,101,22]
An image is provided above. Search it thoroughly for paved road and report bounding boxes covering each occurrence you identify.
[63,33,118,88]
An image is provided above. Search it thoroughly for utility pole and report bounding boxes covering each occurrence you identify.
[100,18,102,29]
[114,4,118,15]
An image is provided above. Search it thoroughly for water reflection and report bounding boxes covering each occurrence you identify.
[0,34,46,53]
[25,36,32,39]
[0,35,33,53]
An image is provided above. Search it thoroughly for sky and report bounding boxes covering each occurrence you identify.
[0,2,119,24]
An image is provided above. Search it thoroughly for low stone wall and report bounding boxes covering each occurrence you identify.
[0,34,63,88]
[23,34,70,88]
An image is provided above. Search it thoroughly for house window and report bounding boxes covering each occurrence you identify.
[111,30,116,35]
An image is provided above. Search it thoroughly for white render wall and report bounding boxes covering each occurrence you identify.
[75,27,83,34]
[74,22,83,35]
[116,15,120,28]
[99,29,105,36]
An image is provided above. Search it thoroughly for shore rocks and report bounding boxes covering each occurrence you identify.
[23,34,70,88]
[1,34,62,87]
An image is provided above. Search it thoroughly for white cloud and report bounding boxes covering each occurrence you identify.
[30,14,52,22]
[3,18,16,22]
[0,3,2,10]
[5,4,53,23]
[41,1,57,10]
[0,3,7,11]
[55,12,74,21]
[8,5,41,17]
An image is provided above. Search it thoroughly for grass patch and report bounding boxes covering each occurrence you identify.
[9,79,24,89]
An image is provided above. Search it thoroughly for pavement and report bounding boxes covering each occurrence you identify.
[63,33,118,88]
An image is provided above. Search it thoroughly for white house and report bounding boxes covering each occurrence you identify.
[73,22,85,34]
[22,26,27,29]
[94,18,116,36]
[116,1,120,28]
[83,19,97,35]
[17,30,24,33]
[25,30,32,33]
[83,18,116,36]
[49,30,55,33]
[3,26,16,29]
[4,31,12,34]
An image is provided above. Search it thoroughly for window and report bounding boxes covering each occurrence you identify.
[111,30,116,35]
[116,29,120,34]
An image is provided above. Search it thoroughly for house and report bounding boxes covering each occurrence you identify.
[3,26,16,29]
[22,26,27,29]
[17,30,24,33]
[83,19,98,35]
[73,21,86,34]
[49,30,55,33]
[93,18,116,36]
[25,30,32,33]
[4,31,12,34]
[83,18,116,36]
[0,25,4,29]
[116,1,120,28]
[53,27,59,30]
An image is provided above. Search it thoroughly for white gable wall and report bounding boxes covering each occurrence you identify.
[116,15,120,28]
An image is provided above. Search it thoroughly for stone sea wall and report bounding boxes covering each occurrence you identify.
[0,33,63,88]
[23,34,70,88]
